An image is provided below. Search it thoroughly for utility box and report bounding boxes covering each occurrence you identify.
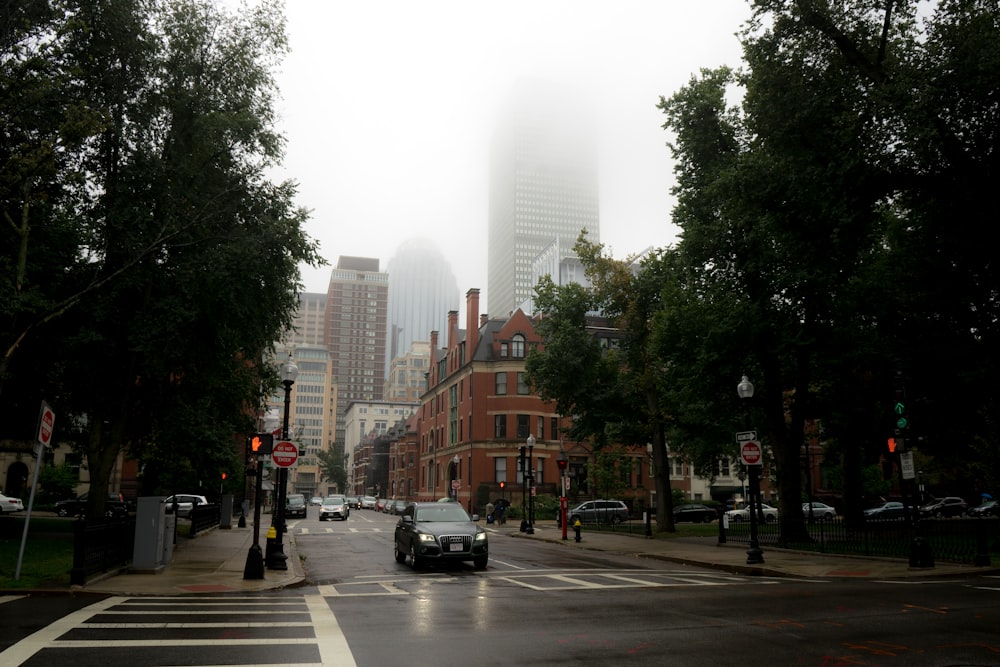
[133,496,175,572]
[220,494,234,529]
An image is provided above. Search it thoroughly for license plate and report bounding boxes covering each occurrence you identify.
[448,542,463,552]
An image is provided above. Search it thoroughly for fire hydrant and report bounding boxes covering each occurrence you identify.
[573,517,582,542]
[265,524,277,561]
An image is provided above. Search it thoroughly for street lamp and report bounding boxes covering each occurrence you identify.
[526,434,535,534]
[557,446,568,540]
[738,374,764,565]
[452,454,460,500]
[268,352,297,570]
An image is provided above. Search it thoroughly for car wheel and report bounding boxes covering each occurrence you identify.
[57,508,69,517]
[394,542,407,564]
[473,555,488,570]
[730,515,743,522]
[610,515,622,525]
[935,511,944,519]
[765,514,777,523]
[703,515,713,524]
[408,542,422,569]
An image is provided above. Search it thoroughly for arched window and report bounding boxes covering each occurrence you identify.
[511,334,526,358]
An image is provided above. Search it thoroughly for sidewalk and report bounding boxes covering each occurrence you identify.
[78,519,997,596]
[81,521,304,596]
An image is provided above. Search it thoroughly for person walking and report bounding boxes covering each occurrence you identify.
[486,502,495,524]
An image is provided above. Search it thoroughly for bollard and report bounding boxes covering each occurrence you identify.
[574,517,582,542]
[265,524,277,565]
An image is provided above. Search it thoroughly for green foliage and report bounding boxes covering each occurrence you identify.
[0,0,322,515]
[317,445,348,493]
[38,464,79,505]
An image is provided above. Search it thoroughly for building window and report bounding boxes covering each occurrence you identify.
[535,457,543,484]
[620,458,632,487]
[672,458,684,477]
[494,414,507,438]
[500,342,508,358]
[718,458,731,477]
[494,457,507,483]
[512,334,525,358]
[516,372,529,395]
[495,372,507,395]
[516,414,530,439]
[550,417,558,440]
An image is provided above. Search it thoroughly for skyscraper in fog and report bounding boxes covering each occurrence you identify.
[488,82,601,318]
[386,238,460,374]
[326,256,388,446]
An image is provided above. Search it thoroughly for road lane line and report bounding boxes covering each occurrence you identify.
[306,593,358,667]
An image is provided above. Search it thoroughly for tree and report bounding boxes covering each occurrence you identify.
[0,0,321,519]
[317,445,348,494]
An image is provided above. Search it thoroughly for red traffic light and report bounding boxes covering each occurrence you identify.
[499,481,505,489]
[887,437,897,453]
[221,472,227,480]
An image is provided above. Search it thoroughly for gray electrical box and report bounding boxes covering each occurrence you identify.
[133,496,176,572]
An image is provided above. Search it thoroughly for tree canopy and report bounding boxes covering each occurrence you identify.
[1,0,321,517]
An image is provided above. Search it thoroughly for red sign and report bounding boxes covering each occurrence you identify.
[451,479,460,490]
[38,403,55,446]
[271,441,298,468]
[740,441,762,466]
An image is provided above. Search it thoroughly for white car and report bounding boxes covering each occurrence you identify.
[361,495,377,510]
[163,494,208,517]
[802,502,837,520]
[0,492,24,514]
[725,503,779,523]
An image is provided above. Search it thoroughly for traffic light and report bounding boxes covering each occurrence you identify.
[892,373,909,437]
[249,433,273,457]
[499,481,505,490]
[887,437,897,453]
[887,437,906,454]
[221,472,227,481]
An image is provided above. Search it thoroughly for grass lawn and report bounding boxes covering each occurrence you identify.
[0,516,75,590]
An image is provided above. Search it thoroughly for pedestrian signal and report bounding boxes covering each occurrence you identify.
[250,433,273,455]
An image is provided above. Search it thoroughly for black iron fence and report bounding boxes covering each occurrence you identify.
[722,515,999,565]
[70,516,136,586]
[189,503,221,537]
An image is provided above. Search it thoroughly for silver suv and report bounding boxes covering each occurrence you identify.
[568,499,630,525]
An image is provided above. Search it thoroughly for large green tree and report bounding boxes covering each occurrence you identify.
[1,0,321,518]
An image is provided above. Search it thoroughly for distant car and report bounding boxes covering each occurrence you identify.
[802,502,837,520]
[56,493,128,518]
[376,498,390,512]
[568,500,630,525]
[319,495,349,521]
[394,501,487,570]
[969,500,999,517]
[382,499,398,514]
[163,494,208,518]
[345,497,360,510]
[0,492,24,514]
[309,496,324,507]
[285,493,307,518]
[672,503,717,523]
[725,503,779,523]
[391,499,410,515]
[361,496,377,510]
[864,501,908,520]
[919,496,968,518]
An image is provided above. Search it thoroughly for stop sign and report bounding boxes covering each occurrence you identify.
[37,403,55,446]
[271,441,299,468]
[740,440,762,466]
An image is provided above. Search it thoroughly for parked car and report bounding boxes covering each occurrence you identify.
[383,499,399,514]
[376,498,390,512]
[361,496,377,510]
[919,496,969,518]
[0,492,24,514]
[672,503,717,523]
[568,500,630,525]
[163,494,208,518]
[802,502,838,520]
[864,501,908,520]
[309,496,324,507]
[55,493,127,518]
[393,501,487,570]
[725,503,779,523]
[285,493,308,518]
[319,495,350,521]
[969,500,999,517]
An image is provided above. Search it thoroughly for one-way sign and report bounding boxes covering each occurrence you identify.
[736,430,757,442]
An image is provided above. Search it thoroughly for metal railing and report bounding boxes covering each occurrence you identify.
[70,516,136,585]
[189,503,221,537]
[721,515,998,565]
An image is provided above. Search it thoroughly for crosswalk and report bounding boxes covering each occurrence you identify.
[0,594,357,667]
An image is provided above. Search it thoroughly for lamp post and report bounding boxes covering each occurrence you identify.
[526,434,536,534]
[738,374,764,565]
[557,446,568,540]
[452,454,460,501]
[268,353,297,570]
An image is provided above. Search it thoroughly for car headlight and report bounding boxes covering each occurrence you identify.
[419,533,437,543]
[474,531,487,543]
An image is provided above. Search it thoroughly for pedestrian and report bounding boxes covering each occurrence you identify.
[486,502,495,524]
